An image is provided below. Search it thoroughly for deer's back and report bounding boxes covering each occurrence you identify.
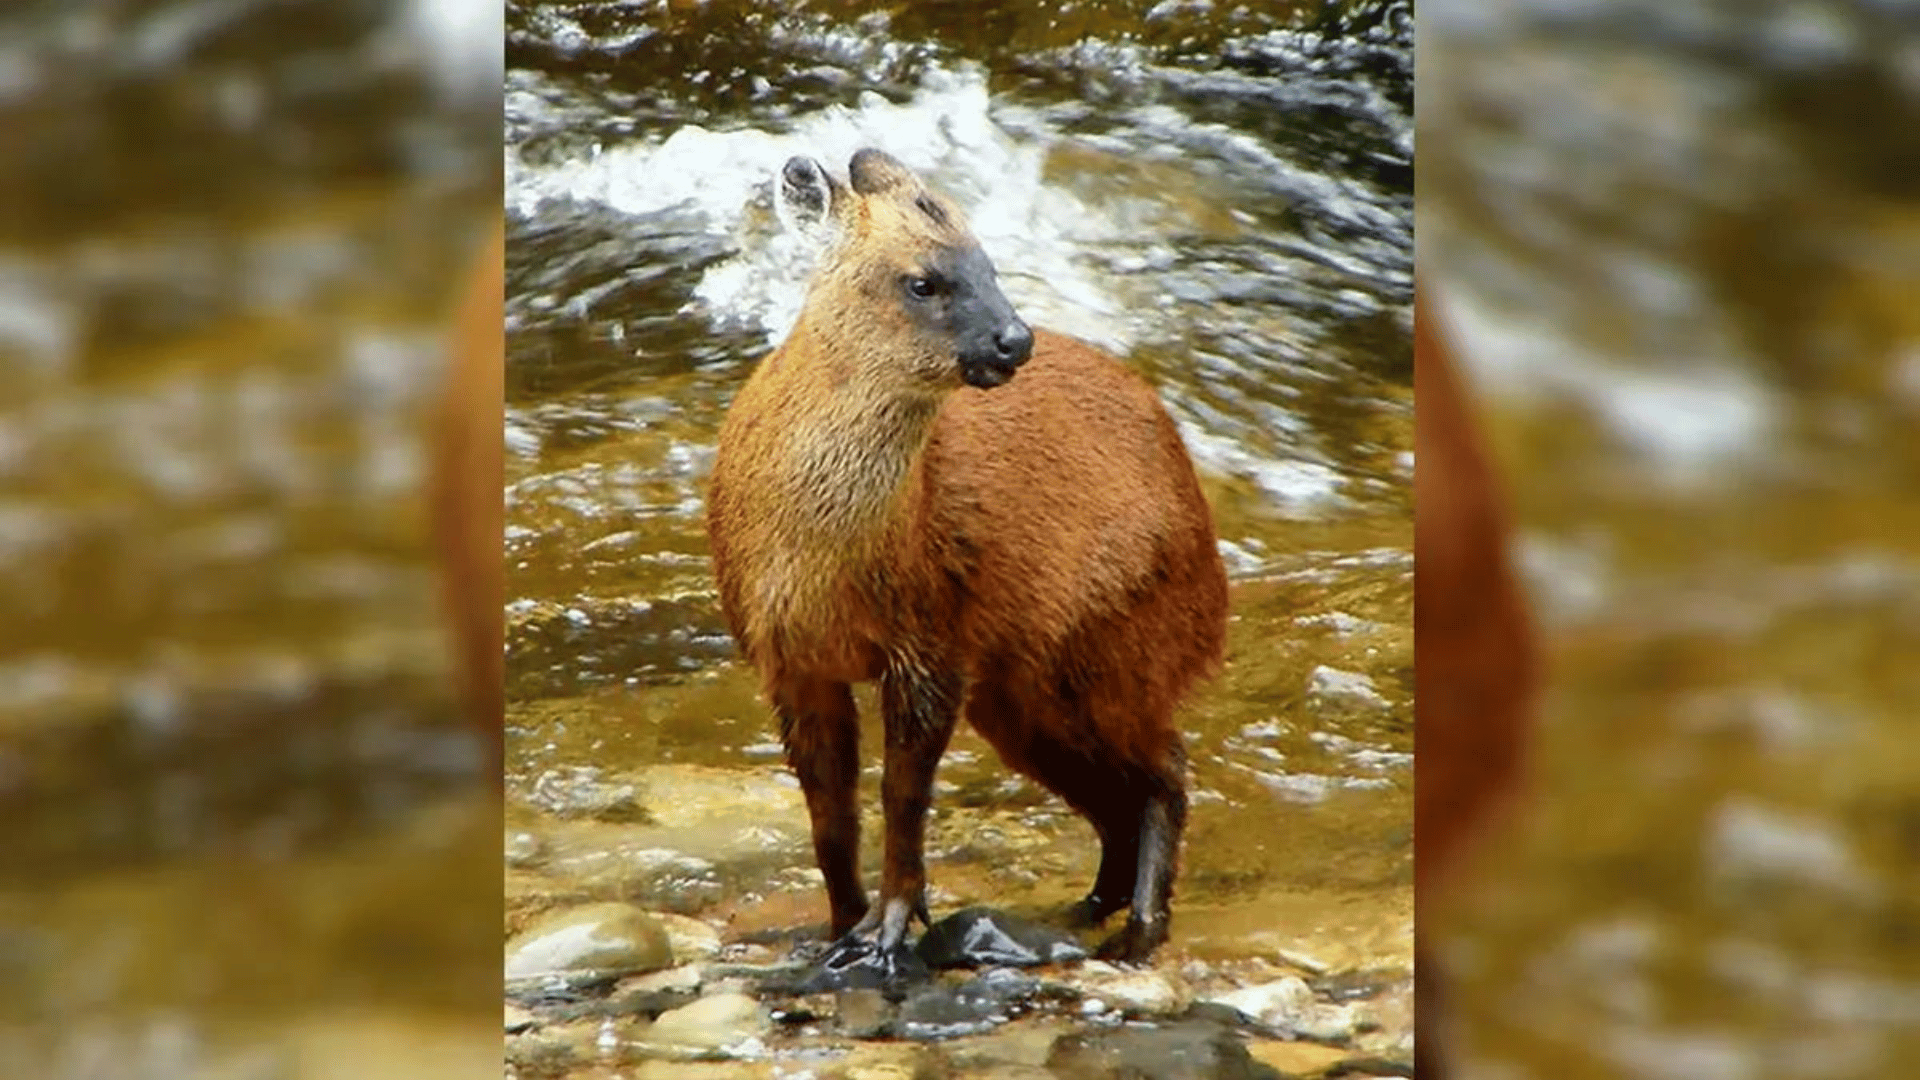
[925,330,1226,664]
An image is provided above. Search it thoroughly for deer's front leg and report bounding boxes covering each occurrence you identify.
[774,678,867,937]
[808,656,960,992]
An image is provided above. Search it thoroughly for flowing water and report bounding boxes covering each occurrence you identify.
[0,1,501,1076]
[1423,0,1920,1076]
[503,0,1415,1074]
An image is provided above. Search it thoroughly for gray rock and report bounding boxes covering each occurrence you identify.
[914,906,1088,970]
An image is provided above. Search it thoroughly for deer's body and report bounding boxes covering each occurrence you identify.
[707,150,1227,969]
[1413,289,1540,1076]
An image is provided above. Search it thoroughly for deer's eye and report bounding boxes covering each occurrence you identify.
[906,275,939,299]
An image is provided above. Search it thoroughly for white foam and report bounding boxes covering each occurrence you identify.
[505,65,1137,353]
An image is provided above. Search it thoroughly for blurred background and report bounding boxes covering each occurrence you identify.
[1421,0,1920,1077]
[0,1,502,1076]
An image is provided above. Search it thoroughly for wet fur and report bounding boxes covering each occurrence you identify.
[708,152,1228,962]
[1413,288,1541,1075]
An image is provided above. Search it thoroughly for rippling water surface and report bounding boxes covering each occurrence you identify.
[503,0,1416,1072]
[1424,0,1920,1076]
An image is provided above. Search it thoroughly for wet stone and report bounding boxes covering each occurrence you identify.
[656,912,724,961]
[505,902,677,981]
[914,906,1089,970]
[505,1018,608,1074]
[1070,960,1190,1016]
[620,963,705,996]
[648,991,772,1051]
[1046,1020,1280,1080]
[796,935,933,994]
[1207,977,1357,1042]
[505,969,623,1007]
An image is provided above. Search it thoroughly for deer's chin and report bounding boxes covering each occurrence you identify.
[960,362,1015,389]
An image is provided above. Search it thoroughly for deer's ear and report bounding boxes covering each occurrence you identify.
[848,147,917,196]
[776,155,848,236]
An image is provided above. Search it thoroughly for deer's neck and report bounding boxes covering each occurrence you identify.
[767,319,941,557]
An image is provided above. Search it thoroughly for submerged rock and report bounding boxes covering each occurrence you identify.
[914,906,1088,970]
[505,902,676,980]
[1047,1020,1281,1080]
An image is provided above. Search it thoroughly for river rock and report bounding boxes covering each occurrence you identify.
[1208,977,1358,1041]
[914,906,1089,969]
[1046,1021,1279,1080]
[505,902,675,980]
[655,912,724,960]
[1071,960,1189,1015]
[648,991,772,1051]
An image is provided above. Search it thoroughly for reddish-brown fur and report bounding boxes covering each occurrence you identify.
[707,150,1228,964]
[1414,287,1541,1075]
[429,221,505,786]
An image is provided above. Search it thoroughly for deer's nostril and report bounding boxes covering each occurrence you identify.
[994,322,1034,363]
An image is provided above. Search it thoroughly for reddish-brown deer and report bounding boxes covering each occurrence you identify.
[707,149,1229,978]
